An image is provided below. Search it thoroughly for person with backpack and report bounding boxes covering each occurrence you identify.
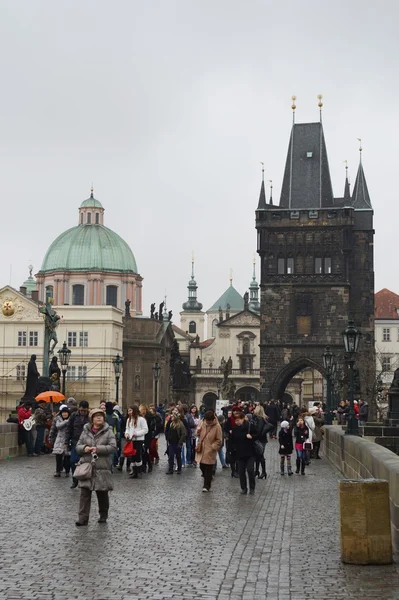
[165,409,186,475]
[252,404,273,479]
[181,404,195,467]
[104,402,121,468]
[148,404,163,465]
[67,400,90,488]
[139,404,156,473]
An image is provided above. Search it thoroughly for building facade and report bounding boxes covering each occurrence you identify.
[256,111,375,403]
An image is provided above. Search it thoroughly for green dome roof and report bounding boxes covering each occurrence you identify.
[208,284,244,312]
[40,225,137,273]
[80,196,103,209]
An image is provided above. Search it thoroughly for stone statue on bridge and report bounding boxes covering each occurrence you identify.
[39,298,60,380]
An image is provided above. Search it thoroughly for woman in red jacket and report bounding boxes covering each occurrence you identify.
[17,401,34,457]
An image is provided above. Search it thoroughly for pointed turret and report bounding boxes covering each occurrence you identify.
[352,148,372,209]
[182,257,203,312]
[269,180,273,206]
[343,163,351,203]
[249,258,260,312]
[257,164,267,209]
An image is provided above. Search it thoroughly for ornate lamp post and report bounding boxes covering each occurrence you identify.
[152,361,161,407]
[342,320,362,436]
[58,342,71,396]
[112,354,123,403]
[322,346,335,425]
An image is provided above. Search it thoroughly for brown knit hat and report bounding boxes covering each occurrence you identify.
[89,408,105,421]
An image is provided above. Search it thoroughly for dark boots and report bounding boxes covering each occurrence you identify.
[70,477,78,488]
[129,467,138,479]
[301,461,306,475]
[295,459,300,474]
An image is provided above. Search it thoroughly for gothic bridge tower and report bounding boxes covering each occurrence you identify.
[256,100,375,403]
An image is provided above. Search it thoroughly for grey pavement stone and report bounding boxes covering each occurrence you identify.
[0,437,399,599]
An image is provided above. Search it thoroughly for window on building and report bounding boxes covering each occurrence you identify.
[212,319,218,337]
[324,257,332,274]
[18,331,27,347]
[106,285,118,308]
[16,365,26,380]
[67,366,76,381]
[315,258,322,274]
[277,258,285,274]
[287,258,294,274]
[87,212,91,224]
[95,213,99,224]
[243,339,250,354]
[46,286,54,302]
[68,331,77,347]
[29,331,38,346]
[383,328,391,342]
[78,366,87,382]
[72,284,84,305]
[79,331,88,347]
[189,321,196,334]
[381,356,391,372]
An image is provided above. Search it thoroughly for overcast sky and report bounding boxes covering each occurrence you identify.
[0,1,397,324]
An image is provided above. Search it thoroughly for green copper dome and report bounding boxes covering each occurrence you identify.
[40,225,137,273]
[80,196,103,209]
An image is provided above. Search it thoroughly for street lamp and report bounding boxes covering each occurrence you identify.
[112,354,123,403]
[58,342,71,396]
[152,361,161,407]
[322,346,335,425]
[342,319,362,436]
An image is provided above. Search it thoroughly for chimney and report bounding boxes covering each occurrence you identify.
[19,286,27,296]
[31,290,39,302]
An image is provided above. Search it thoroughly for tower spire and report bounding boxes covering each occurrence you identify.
[257,163,267,209]
[343,160,351,202]
[249,255,260,312]
[90,184,94,198]
[268,180,273,205]
[317,94,323,122]
[229,269,233,287]
[291,95,296,124]
[182,256,203,312]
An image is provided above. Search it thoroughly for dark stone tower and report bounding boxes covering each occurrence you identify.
[256,113,375,403]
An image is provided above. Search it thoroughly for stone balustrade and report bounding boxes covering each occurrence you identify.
[324,425,399,552]
[0,423,24,460]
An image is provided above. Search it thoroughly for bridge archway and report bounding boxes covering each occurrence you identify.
[272,357,326,401]
[235,386,259,403]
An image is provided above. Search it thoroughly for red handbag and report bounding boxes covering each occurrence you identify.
[123,440,137,457]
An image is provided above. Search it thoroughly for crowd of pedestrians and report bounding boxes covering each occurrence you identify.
[13,396,331,525]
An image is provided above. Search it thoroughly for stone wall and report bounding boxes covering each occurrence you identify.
[0,423,24,460]
[324,425,399,551]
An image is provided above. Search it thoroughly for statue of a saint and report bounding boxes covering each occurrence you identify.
[244,291,249,309]
[125,299,131,318]
[24,354,40,399]
[150,303,156,319]
[159,302,164,320]
[391,368,399,390]
[39,299,60,378]
[168,310,173,322]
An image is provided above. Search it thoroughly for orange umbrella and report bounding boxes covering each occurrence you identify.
[35,391,66,403]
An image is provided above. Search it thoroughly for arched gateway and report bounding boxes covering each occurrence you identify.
[271,358,325,401]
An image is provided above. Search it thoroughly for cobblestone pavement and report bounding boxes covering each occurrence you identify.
[1,439,399,600]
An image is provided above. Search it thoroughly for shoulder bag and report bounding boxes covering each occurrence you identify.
[248,421,264,458]
[74,452,97,480]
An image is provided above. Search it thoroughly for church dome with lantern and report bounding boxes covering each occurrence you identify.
[35,189,143,314]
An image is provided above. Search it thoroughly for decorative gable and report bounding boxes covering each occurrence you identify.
[220,310,260,328]
[0,286,43,322]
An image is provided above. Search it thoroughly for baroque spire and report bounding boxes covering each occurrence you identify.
[182,255,203,312]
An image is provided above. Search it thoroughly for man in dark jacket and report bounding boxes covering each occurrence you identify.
[265,401,280,439]
[230,412,259,495]
[67,400,90,488]
[33,400,50,455]
[358,400,369,426]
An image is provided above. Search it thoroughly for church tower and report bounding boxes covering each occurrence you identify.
[249,257,260,312]
[255,99,375,404]
[180,257,205,340]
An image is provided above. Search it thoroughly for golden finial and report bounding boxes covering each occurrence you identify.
[357,138,362,152]
[253,253,256,266]
[291,95,297,110]
[260,162,264,181]
[229,268,233,286]
[90,184,94,198]
[317,93,323,108]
